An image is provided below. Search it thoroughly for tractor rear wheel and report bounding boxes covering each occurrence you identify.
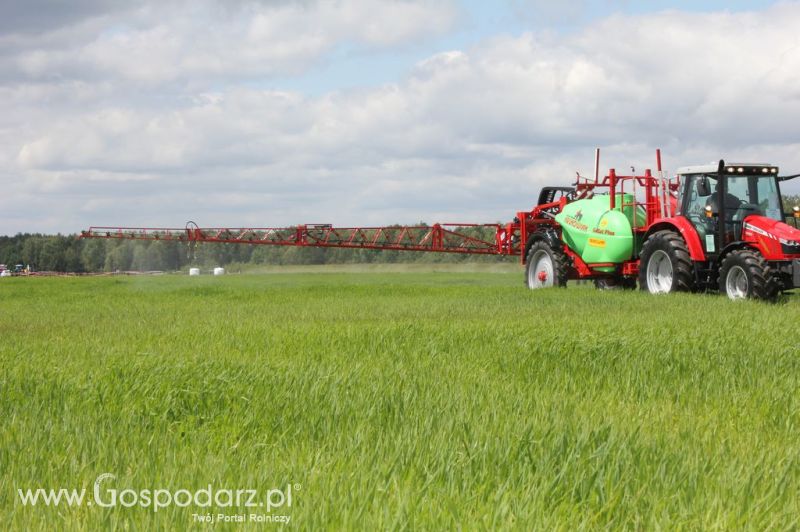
[719,249,780,301]
[638,230,694,294]
[525,241,568,289]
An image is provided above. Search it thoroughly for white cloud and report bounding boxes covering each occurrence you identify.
[4,0,459,85]
[3,2,800,234]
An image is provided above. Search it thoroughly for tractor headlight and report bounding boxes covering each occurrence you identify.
[779,238,800,246]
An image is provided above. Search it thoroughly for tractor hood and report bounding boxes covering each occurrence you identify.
[743,215,800,240]
[742,215,800,257]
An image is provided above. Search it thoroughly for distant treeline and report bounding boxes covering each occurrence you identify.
[0,227,509,273]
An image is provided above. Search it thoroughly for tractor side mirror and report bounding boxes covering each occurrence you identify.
[696,177,711,197]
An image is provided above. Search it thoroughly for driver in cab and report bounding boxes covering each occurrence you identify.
[705,181,741,214]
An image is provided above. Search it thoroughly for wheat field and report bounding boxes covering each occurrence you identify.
[1,271,798,529]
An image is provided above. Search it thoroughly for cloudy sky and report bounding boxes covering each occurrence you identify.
[2,0,799,235]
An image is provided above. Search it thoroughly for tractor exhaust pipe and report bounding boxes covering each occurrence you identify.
[717,159,726,249]
[594,148,600,183]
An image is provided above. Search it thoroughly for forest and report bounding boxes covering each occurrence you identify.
[0,228,508,272]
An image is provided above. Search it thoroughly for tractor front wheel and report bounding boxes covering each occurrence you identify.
[638,230,694,294]
[525,241,568,289]
[719,249,780,301]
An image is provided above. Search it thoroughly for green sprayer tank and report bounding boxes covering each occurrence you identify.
[555,194,646,272]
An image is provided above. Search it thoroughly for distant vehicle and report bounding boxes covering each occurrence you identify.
[14,264,24,274]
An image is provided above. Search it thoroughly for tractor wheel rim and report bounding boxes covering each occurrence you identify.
[646,250,673,294]
[529,250,554,288]
[726,265,749,300]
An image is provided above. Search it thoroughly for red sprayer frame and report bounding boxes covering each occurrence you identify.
[501,149,679,274]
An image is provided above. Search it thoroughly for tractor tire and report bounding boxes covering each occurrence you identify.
[718,249,781,301]
[638,230,694,294]
[525,241,568,289]
[594,277,637,290]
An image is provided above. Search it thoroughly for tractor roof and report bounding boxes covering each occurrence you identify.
[676,163,774,175]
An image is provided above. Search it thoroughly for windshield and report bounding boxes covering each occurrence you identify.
[728,175,783,220]
[688,174,784,222]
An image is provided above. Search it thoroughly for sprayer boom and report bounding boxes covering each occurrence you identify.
[81,223,504,255]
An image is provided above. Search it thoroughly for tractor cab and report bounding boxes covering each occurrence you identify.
[676,163,785,255]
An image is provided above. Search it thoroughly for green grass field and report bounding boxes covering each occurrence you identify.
[1,270,799,530]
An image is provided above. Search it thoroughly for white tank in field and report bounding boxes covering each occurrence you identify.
[213,267,225,276]
[189,268,200,276]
